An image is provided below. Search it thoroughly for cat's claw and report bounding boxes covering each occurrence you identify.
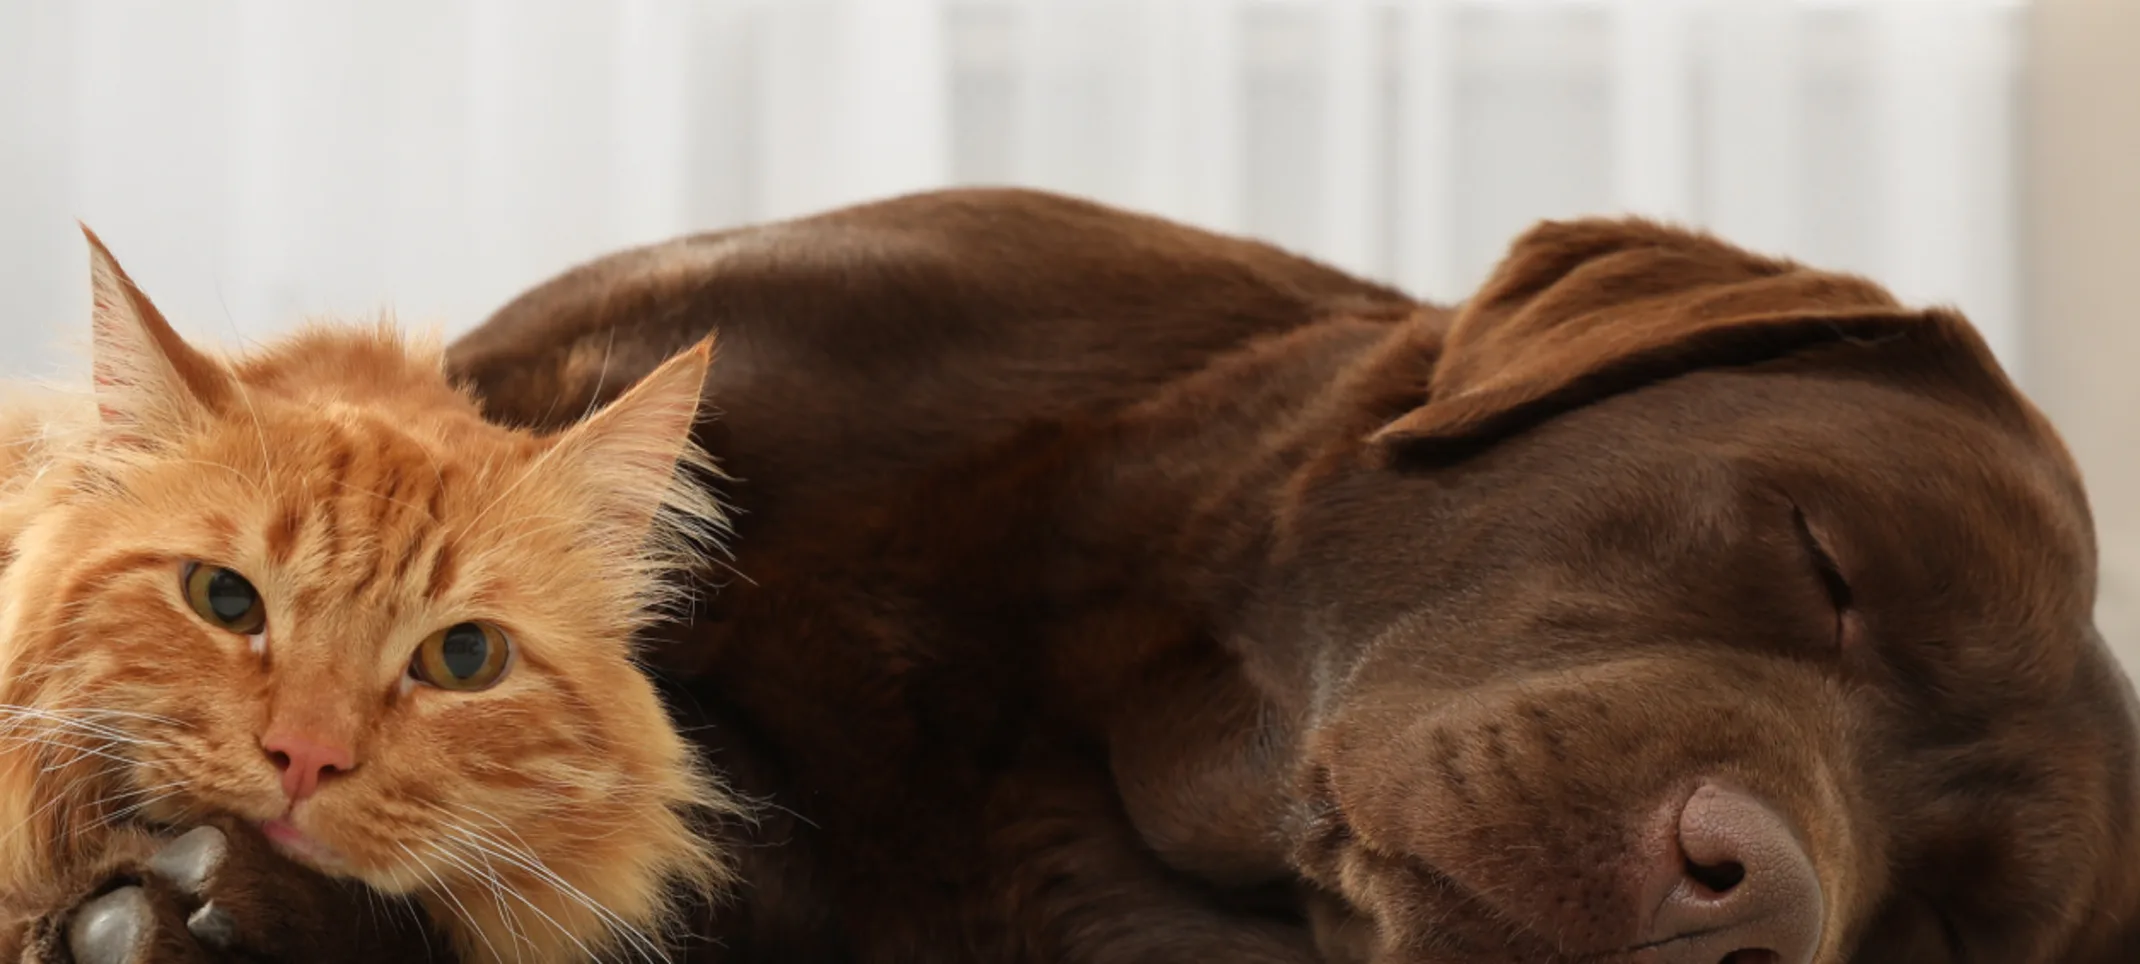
[183,902,236,950]
[65,886,155,964]
[145,826,228,895]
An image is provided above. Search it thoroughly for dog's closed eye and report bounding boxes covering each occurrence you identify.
[1791,505,1857,649]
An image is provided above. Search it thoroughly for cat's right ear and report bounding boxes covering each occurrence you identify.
[81,225,236,443]
[549,338,718,547]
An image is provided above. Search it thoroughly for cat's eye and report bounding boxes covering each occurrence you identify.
[181,562,266,635]
[409,622,512,691]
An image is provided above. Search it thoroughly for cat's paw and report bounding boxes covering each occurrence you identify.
[20,820,444,964]
[59,826,247,964]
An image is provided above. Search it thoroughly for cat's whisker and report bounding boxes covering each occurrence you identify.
[430,836,595,964]
[484,855,661,964]
[100,777,188,803]
[18,738,134,771]
[0,722,172,752]
[436,815,652,958]
[0,728,107,755]
[437,815,668,964]
[457,804,550,864]
[0,754,117,846]
[0,705,128,739]
[2,737,126,774]
[401,840,508,964]
[358,875,404,957]
[7,731,139,772]
[42,767,186,834]
[358,875,378,939]
[93,785,187,829]
[379,850,443,962]
[68,707,189,727]
[441,838,539,964]
[148,798,195,832]
[0,704,180,741]
[429,825,573,950]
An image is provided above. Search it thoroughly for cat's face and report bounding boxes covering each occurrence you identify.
[0,232,729,960]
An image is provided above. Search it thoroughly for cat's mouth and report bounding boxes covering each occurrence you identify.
[260,816,354,874]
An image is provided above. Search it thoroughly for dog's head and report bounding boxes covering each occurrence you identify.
[1277,219,2140,963]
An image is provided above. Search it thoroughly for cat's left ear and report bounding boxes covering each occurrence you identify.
[549,338,716,543]
[81,225,236,442]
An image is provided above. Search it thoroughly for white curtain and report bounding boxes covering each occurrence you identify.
[0,0,2025,382]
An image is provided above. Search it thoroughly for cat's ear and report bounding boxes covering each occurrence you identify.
[550,338,715,544]
[81,225,236,442]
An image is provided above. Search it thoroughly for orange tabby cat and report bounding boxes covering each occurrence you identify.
[0,229,734,963]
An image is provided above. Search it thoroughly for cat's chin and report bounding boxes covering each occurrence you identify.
[260,816,358,877]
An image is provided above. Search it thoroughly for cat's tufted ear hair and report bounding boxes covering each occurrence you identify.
[1370,217,2005,463]
[81,225,237,444]
[548,337,719,547]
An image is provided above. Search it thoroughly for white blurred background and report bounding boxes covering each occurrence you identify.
[0,0,2132,659]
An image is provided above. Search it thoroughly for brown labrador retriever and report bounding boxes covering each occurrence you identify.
[34,188,2135,963]
[443,188,2140,963]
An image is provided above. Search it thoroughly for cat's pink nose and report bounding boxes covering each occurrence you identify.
[260,730,355,803]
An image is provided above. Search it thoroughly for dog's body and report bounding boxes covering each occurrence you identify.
[451,190,1408,962]
[443,188,2140,963]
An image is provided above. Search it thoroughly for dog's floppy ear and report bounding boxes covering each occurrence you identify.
[1372,217,1997,460]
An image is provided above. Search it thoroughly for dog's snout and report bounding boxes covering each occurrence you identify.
[1645,783,1823,964]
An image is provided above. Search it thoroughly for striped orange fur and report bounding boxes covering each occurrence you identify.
[0,229,735,963]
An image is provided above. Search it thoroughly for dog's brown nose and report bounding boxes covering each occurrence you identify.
[1645,784,1823,964]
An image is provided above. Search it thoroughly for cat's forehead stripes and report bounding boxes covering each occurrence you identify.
[251,405,512,610]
